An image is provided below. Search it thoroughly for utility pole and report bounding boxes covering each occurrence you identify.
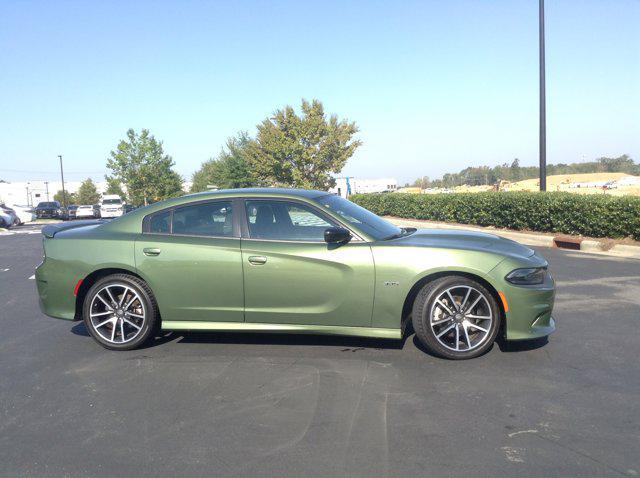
[45,181,49,201]
[58,155,67,208]
[539,0,547,191]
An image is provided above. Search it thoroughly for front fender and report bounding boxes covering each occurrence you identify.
[370,245,505,329]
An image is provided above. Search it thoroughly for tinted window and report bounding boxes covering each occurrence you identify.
[149,210,171,233]
[245,200,334,241]
[102,199,122,205]
[172,201,233,237]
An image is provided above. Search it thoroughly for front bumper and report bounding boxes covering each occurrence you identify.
[37,211,61,219]
[100,210,123,218]
[490,255,556,341]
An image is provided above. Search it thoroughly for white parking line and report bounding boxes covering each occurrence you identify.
[29,275,35,280]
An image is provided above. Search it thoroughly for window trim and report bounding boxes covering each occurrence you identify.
[142,198,241,239]
[240,198,364,243]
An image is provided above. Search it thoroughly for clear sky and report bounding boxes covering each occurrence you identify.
[1,0,638,184]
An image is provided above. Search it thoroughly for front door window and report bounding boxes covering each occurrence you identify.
[245,200,334,241]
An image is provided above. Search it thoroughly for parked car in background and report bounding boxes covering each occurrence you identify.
[36,188,555,359]
[0,204,20,226]
[123,204,136,214]
[0,209,14,228]
[67,205,78,220]
[35,201,67,220]
[7,204,36,224]
[100,195,124,218]
[76,205,99,219]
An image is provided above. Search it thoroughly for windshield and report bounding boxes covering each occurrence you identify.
[37,202,58,208]
[316,194,402,240]
[102,199,122,205]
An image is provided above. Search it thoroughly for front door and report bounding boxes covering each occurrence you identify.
[135,199,244,322]
[241,199,375,327]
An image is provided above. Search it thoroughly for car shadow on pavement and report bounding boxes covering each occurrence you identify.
[70,321,406,350]
[71,321,547,354]
[411,334,549,358]
[176,331,407,351]
[496,335,549,353]
[70,322,180,349]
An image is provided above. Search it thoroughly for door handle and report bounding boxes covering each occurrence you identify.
[143,247,161,256]
[248,255,267,265]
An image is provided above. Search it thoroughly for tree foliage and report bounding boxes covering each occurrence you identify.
[107,129,184,206]
[191,133,255,192]
[53,189,76,205]
[412,155,639,188]
[76,178,101,205]
[105,176,126,199]
[244,99,361,190]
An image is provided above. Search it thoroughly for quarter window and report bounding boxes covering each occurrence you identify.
[245,200,334,241]
[145,201,234,236]
[172,201,233,237]
[149,210,171,234]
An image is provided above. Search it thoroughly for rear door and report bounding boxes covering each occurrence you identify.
[240,198,375,327]
[135,199,244,323]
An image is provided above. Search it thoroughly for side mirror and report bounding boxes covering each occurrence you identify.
[324,226,352,244]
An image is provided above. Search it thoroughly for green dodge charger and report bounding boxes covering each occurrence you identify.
[36,188,555,359]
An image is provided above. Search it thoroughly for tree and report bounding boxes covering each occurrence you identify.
[106,129,184,206]
[105,176,126,199]
[53,190,76,205]
[245,99,361,190]
[191,133,255,192]
[412,176,431,189]
[76,178,101,205]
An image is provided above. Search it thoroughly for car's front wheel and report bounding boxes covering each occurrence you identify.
[412,276,501,359]
[83,274,159,350]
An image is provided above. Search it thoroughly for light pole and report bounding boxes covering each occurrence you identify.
[539,0,547,191]
[45,181,49,201]
[58,155,67,208]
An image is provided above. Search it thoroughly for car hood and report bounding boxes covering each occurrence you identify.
[386,228,535,259]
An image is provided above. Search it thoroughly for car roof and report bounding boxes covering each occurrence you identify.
[182,187,329,200]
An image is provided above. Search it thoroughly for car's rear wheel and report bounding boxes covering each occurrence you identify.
[412,276,501,359]
[83,274,159,350]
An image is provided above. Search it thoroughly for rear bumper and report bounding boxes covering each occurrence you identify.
[36,260,77,320]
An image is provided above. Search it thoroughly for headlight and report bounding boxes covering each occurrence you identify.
[505,267,546,285]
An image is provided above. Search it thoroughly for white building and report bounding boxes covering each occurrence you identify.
[0,180,109,207]
[330,177,398,198]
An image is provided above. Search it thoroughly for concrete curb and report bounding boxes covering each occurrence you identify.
[387,217,640,260]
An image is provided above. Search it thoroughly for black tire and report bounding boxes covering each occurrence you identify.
[412,275,501,360]
[83,273,159,351]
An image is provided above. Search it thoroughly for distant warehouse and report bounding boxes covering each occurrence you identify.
[330,177,397,198]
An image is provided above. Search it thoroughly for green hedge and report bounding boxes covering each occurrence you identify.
[350,192,640,240]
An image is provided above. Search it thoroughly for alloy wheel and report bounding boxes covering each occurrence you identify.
[429,285,493,352]
[89,283,146,344]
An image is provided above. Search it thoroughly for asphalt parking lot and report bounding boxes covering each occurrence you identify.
[1,225,639,477]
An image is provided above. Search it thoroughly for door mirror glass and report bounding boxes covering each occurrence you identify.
[324,227,351,244]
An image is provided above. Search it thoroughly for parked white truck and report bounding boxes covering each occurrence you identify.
[100,194,125,218]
